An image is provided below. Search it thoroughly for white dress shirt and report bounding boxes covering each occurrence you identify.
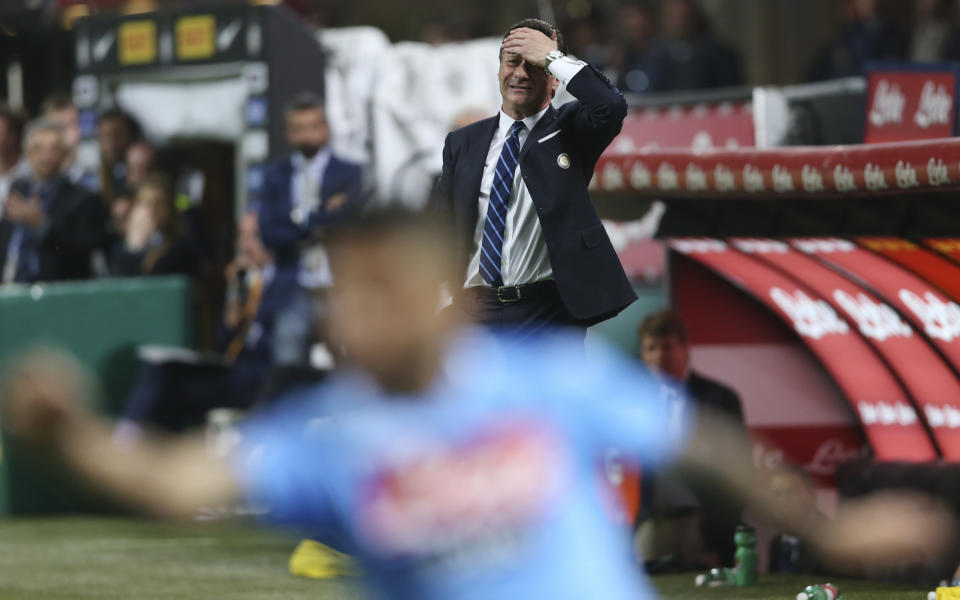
[290,147,331,225]
[290,148,333,289]
[464,56,586,288]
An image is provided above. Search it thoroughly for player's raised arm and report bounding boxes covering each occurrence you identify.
[1,349,239,518]
[678,406,957,572]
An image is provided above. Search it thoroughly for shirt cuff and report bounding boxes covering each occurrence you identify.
[547,56,586,85]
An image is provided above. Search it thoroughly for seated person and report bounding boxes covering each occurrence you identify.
[635,309,748,571]
[115,211,298,437]
[109,173,199,277]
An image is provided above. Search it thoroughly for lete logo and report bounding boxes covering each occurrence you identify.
[770,287,849,339]
[898,289,960,342]
[832,290,912,341]
[869,79,906,127]
[914,81,952,129]
[858,401,918,426]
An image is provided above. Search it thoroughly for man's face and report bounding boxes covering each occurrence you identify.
[328,231,453,393]
[45,108,80,154]
[98,117,132,166]
[640,334,690,380]
[26,130,65,181]
[125,142,155,189]
[285,107,329,158]
[499,47,558,116]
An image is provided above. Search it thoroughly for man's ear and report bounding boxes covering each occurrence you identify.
[550,76,559,99]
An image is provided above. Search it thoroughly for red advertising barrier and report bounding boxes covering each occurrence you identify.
[591,138,960,197]
[670,239,937,461]
[860,237,960,303]
[604,103,755,156]
[865,65,958,143]
[925,238,960,265]
[796,238,960,375]
[734,238,960,458]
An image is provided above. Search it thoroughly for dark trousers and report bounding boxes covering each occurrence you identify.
[123,359,269,432]
[452,281,587,342]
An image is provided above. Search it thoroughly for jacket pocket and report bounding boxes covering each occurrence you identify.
[581,224,605,249]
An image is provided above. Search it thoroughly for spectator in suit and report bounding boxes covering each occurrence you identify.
[635,308,748,571]
[0,105,28,219]
[433,19,636,338]
[109,173,199,277]
[258,92,365,365]
[97,108,142,204]
[115,211,298,437]
[642,0,742,92]
[41,93,98,192]
[0,119,107,284]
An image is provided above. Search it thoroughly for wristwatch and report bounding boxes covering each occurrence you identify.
[544,49,565,70]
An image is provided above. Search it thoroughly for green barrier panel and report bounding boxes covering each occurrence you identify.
[0,276,193,516]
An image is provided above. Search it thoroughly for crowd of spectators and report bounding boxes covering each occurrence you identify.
[0,97,202,286]
[556,0,960,96]
[807,0,960,82]
[567,0,743,95]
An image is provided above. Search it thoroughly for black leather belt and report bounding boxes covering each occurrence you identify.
[461,280,558,304]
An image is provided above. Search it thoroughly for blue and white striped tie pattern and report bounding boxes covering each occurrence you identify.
[480,120,525,286]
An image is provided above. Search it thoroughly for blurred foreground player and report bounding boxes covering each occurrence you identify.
[2,209,955,600]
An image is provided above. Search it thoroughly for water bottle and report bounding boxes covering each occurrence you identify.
[797,583,841,600]
[733,524,758,586]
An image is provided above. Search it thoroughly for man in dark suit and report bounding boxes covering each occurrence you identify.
[636,308,748,570]
[0,119,107,284]
[434,18,636,336]
[258,92,365,365]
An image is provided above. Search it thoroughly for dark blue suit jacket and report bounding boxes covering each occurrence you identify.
[434,65,637,324]
[258,152,365,272]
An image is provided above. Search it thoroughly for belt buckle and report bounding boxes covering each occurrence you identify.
[496,285,522,303]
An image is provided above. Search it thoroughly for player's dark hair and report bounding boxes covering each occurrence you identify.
[637,309,689,344]
[500,18,568,59]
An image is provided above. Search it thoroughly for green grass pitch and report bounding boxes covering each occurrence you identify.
[0,518,932,599]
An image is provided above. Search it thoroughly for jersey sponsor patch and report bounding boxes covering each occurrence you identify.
[356,420,567,560]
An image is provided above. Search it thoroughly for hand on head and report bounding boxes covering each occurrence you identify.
[501,27,558,68]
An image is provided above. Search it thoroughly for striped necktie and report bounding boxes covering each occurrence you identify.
[479,120,525,286]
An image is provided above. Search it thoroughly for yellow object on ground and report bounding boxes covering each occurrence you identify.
[289,539,361,579]
[937,587,960,600]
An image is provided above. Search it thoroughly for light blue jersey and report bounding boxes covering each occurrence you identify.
[235,329,691,600]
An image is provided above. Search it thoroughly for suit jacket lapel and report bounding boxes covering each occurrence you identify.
[456,116,498,226]
[519,105,558,161]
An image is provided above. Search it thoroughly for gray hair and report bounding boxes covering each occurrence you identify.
[23,118,64,150]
